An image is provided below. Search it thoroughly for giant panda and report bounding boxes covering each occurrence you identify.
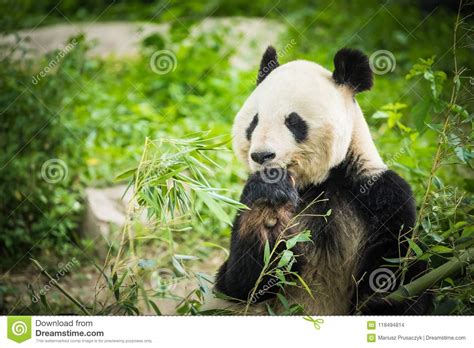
[213,46,432,315]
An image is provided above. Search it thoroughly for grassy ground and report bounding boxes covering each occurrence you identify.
[0,0,472,315]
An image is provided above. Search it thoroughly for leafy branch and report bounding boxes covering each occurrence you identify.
[243,194,330,315]
[387,247,474,302]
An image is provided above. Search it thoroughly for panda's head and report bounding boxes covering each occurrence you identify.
[233,46,377,187]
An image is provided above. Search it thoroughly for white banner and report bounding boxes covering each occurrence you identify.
[1,316,472,347]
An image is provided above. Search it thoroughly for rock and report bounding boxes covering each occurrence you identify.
[82,185,133,251]
[2,22,169,59]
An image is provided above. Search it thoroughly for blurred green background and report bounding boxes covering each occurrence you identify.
[0,0,472,315]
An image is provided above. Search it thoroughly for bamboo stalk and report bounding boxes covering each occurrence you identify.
[31,258,91,315]
[111,137,149,276]
[387,247,474,302]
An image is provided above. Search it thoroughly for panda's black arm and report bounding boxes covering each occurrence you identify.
[351,170,432,315]
[215,213,284,302]
[215,171,299,303]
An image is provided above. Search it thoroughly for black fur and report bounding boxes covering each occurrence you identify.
[216,155,432,314]
[215,170,298,302]
[257,46,279,85]
[298,157,432,314]
[333,48,373,93]
[285,112,308,143]
[241,171,298,207]
[246,114,258,141]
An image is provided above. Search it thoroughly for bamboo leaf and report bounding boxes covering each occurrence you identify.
[174,254,199,261]
[195,190,232,226]
[286,230,312,249]
[148,300,162,315]
[406,238,423,256]
[293,273,315,300]
[278,250,293,268]
[115,167,138,181]
[264,240,271,265]
[276,293,289,309]
[430,245,453,254]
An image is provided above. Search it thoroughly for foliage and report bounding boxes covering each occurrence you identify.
[0,36,87,263]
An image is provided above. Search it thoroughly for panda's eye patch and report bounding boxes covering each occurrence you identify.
[246,114,258,141]
[285,112,308,143]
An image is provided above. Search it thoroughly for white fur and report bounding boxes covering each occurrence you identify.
[232,60,386,186]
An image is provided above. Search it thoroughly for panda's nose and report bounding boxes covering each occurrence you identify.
[251,151,276,165]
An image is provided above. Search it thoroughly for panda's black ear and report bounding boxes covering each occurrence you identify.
[257,46,279,85]
[332,48,373,93]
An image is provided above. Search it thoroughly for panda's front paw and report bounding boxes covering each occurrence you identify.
[241,168,298,207]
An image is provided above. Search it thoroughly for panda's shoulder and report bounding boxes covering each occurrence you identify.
[357,169,416,223]
[364,170,414,202]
